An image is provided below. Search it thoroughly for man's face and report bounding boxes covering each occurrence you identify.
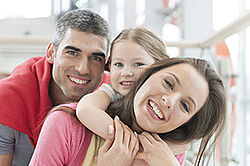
[48,29,107,102]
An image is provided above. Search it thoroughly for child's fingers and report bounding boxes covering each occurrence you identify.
[113,116,124,145]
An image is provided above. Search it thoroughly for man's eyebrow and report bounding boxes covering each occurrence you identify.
[92,52,106,58]
[64,46,82,52]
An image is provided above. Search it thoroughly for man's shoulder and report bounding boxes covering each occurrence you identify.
[103,72,110,84]
[0,123,15,137]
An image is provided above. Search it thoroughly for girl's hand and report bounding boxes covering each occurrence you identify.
[136,132,180,166]
[96,116,139,166]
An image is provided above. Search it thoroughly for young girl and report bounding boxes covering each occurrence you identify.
[76,27,169,140]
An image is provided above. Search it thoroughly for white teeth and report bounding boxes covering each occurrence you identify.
[69,76,88,85]
[121,82,134,85]
[149,101,164,119]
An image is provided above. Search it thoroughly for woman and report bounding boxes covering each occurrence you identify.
[29,57,226,166]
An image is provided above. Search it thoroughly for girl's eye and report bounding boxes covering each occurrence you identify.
[114,63,123,67]
[134,62,144,67]
[164,79,174,90]
[181,101,189,113]
[66,51,78,56]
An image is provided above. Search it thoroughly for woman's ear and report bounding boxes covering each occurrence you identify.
[46,41,55,64]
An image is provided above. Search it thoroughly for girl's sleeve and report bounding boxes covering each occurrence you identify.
[29,111,82,166]
[98,83,122,102]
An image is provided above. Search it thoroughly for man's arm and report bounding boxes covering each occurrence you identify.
[0,124,15,166]
[0,153,13,166]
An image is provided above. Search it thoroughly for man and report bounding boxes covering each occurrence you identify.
[0,9,110,166]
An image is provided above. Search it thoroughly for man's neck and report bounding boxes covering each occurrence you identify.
[49,79,74,106]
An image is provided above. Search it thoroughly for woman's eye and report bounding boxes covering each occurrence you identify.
[66,51,78,56]
[134,62,144,67]
[181,101,189,113]
[164,79,174,90]
[114,63,123,67]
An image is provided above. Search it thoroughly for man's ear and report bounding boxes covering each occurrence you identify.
[46,41,55,64]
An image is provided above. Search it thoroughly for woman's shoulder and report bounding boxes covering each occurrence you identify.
[44,109,93,147]
[45,108,85,135]
[46,110,76,124]
[47,103,78,123]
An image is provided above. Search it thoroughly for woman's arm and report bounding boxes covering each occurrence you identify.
[76,90,114,139]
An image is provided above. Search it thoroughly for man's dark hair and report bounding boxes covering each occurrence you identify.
[53,9,110,51]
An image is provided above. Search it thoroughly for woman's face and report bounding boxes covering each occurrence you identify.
[110,41,155,96]
[133,63,209,133]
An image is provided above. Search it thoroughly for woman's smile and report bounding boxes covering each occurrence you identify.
[133,63,209,133]
[147,99,165,120]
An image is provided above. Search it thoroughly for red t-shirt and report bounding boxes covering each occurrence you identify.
[0,56,110,146]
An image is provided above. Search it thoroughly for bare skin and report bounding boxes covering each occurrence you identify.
[96,117,139,166]
[0,153,13,166]
[96,119,181,166]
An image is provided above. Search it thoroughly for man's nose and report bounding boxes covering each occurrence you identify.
[75,57,91,75]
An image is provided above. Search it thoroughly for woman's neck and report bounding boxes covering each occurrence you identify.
[132,121,144,134]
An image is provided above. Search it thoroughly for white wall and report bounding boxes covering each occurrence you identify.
[0,17,55,73]
[180,0,214,58]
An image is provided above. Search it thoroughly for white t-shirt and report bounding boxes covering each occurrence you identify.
[98,83,123,102]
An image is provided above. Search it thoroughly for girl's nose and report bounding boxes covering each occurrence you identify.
[121,67,133,77]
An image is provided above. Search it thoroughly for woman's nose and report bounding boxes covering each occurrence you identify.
[162,94,179,110]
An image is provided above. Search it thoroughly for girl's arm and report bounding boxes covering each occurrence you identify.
[76,88,114,139]
[96,117,139,166]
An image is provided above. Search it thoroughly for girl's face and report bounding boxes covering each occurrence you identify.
[133,63,209,133]
[110,41,155,96]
